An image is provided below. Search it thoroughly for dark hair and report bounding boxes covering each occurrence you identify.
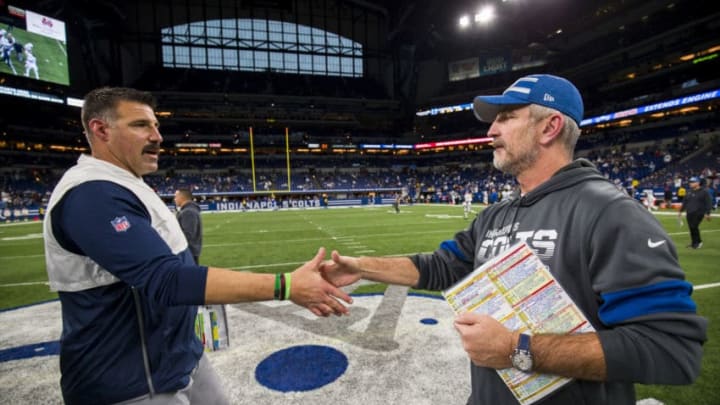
[81,87,156,134]
[176,188,193,200]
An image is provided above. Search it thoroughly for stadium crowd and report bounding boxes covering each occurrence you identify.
[1,129,718,220]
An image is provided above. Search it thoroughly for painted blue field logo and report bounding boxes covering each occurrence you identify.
[256,345,348,392]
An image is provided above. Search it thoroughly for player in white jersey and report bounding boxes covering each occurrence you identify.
[24,43,38,79]
[463,190,473,219]
[500,184,513,201]
[643,188,658,211]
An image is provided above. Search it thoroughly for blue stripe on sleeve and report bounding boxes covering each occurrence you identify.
[599,280,697,325]
[439,240,470,263]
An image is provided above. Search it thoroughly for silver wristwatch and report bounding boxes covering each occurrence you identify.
[510,333,533,372]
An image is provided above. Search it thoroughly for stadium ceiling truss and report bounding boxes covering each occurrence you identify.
[161,19,364,77]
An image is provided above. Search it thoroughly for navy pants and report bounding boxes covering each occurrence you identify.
[686,212,704,247]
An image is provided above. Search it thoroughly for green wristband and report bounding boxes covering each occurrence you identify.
[274,273,282,300]
[284,273,292,300]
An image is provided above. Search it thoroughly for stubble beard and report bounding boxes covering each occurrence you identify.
[492,131,539,177]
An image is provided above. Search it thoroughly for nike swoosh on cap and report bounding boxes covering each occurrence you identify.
[647,239,666,248]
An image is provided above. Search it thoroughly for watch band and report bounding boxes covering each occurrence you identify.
[517,333,531,351]
[511,333,533,372]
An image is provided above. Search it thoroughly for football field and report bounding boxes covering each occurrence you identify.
[0,204,718,404]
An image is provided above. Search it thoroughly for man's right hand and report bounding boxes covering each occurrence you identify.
[288,247,353,317]
[320,250,364,288]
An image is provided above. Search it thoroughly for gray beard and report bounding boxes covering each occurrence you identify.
[493,147,539,176]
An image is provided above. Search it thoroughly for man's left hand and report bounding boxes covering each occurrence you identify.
[454,312,515,369]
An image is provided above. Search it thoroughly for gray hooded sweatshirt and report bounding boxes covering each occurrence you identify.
[412,159,707,405]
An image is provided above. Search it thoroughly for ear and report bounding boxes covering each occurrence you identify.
[537,113,564,146]
[88,118,111,142]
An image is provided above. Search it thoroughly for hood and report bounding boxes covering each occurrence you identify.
[518,158,609,207]
[181,201,202,212]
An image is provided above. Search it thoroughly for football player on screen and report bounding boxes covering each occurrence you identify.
[24,43,39,79]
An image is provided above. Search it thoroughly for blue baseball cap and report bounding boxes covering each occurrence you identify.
[473,74,584,125]
[689,176,700,183]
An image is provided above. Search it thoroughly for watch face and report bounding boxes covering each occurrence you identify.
[512,352,533,372]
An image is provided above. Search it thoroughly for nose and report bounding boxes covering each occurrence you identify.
[150,126,163,143]
[487,120,500,138]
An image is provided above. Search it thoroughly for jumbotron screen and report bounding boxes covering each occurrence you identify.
[0,4,69,86]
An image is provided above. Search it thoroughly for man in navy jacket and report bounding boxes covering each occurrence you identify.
[43,87,352,404]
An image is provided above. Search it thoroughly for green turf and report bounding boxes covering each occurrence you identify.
[1,205,718,404]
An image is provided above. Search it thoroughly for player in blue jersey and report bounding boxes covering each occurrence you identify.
[43,87,352,405]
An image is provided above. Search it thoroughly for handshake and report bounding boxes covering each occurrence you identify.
[283,246,418,318]
[282,247,366,318]
[205,246,417,316]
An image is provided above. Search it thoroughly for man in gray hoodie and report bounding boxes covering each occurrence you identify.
[175,187,203,264]
[322,74,707,404]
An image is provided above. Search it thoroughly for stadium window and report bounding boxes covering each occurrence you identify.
[340,57,353,75]
[254,51,270,71]
[297,25,312,48]
[326,34,340,53]
[312,30,325,49]
[299,53,313,74]
[162,45,174,66]
[239,50,254,70]
[283,30,297,47]
[222,48,239,70]
[190,47,207,66]
[327,56,340,76]
[208,47,223,70]
[222,19,237,38]
[313,54,327,74]
[269,51,284,71]
[354,58,363,77]
[206,20,221,39]
[284,52,299,73]
[174,46,191,68]
[161,18,363,77]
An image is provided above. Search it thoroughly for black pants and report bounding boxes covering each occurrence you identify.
[686,212,705,247]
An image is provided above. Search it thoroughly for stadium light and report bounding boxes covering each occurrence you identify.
[459,15,471,29]
[474,5,495,25]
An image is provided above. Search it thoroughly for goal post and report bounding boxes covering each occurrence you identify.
[248,126,292,193]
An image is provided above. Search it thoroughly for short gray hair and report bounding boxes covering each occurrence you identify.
[81,87,156,135]
[529,104,581,154]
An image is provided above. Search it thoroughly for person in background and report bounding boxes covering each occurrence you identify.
[488,187,498,204]
[677,184,687,203]
[643,188,658,211]
[174,187,202,264]
[463,189,473,219]
[322,74,706,405]
[43,87,352,405]
[707,181,717,210]
[664,180,674,208]
[678,176,712,249]
[500,184,513,201]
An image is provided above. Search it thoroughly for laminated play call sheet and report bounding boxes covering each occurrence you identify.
[442,242,595,405]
